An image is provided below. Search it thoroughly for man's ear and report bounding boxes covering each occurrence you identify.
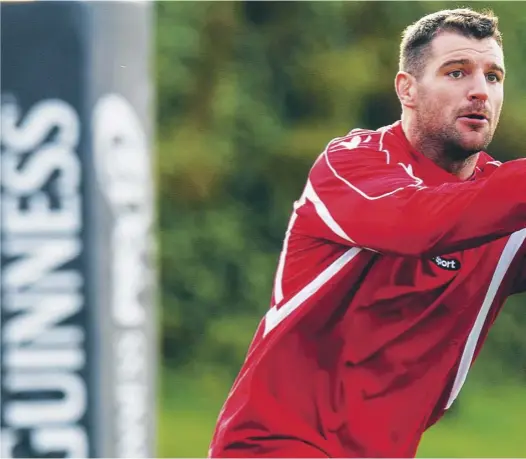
[395,71,417,109]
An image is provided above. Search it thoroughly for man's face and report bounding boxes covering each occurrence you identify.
[414,31,505,159]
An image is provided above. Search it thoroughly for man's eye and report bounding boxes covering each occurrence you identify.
[448,70,463,79]
[487,73,501,83]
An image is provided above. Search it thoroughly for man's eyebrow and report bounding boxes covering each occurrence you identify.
[439,58,505,75]
[489,63,506,75]
[439,58,472,70]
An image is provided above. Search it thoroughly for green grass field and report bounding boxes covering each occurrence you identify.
[157,368,526,458]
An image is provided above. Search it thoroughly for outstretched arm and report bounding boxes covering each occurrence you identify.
[296,136,526,257]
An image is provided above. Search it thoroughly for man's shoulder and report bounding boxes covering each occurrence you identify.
[325,121,407,160]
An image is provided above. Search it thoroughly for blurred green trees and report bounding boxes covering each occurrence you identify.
[155,1,526,384]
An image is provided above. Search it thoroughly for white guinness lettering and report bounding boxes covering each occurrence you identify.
[1,99,88,457]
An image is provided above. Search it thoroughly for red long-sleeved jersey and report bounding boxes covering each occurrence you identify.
[209,121,526,458]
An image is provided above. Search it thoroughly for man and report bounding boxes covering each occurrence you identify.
[210,8,524,458]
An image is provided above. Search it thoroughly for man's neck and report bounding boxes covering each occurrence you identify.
[424,150,479,180]
[401,117,479,181]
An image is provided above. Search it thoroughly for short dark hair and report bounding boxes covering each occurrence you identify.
[399,8,502,78]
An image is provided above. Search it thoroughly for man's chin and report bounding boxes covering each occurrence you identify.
[444,137,486,161]
[457,131,491,153]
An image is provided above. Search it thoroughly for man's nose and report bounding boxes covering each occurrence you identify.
[467,71,489,102]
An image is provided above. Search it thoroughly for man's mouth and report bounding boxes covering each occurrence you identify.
[458,113,489,125]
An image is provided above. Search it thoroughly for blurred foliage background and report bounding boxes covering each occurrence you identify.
[154,2,526,457]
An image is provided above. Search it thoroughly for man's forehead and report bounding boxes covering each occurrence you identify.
[430,31,504,65]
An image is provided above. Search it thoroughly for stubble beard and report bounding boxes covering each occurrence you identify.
[415,104,493,163]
